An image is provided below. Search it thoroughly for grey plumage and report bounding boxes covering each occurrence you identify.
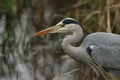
[82,32,120,68]
[81,32,120,77]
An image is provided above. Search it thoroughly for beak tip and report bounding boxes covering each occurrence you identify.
[33,34,36,37]
[33,33,40,37]
[34,27,55,37]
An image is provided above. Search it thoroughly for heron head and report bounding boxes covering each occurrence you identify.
[34,18,82,36]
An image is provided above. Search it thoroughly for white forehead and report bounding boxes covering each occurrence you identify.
[56,21,63,25]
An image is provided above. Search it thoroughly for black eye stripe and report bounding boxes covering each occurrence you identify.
[60,18,84,30]
[62,19,78,24]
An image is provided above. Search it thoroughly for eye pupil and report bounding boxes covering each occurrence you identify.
[61,24,65,27]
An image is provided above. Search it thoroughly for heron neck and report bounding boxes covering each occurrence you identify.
[62,27,83,57]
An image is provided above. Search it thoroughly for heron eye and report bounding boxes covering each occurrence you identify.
[60,24,65,27]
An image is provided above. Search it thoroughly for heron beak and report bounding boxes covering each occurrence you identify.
[34,26,56,37]
[34,25,69,37]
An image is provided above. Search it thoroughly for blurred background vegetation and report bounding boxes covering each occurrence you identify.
[0,0,120,80]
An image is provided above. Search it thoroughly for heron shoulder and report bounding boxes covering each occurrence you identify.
[85,32,120,40]
[82,32,120,46]
[87,32,119,37]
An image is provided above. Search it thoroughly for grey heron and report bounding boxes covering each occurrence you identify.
[34,18,120,79]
